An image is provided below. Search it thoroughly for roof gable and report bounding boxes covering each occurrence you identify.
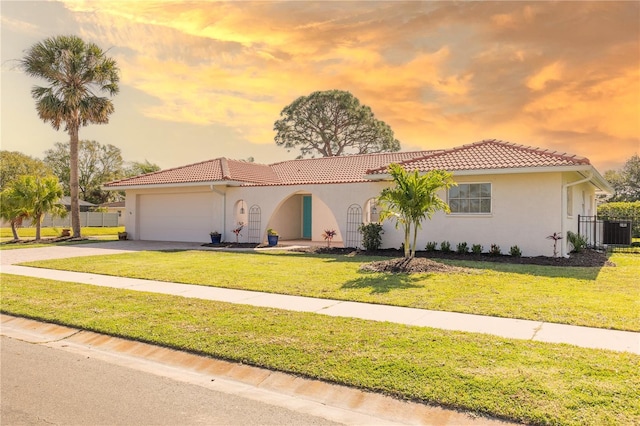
[367,139,591,175]
[104,158,279,188]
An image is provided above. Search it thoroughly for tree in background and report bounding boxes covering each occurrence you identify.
[20,35,120,238]
[3,175,66,240]
[604,154,640,202]
[44,140,124,205]
[274,90,400,159]
[0,150,52,191]
[378,164,455,259]
[124,159,161,177]
[0,187,30,241]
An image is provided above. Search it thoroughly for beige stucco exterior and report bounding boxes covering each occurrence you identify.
[122,169,601,257]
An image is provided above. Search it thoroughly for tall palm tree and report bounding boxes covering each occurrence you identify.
[6,175,66,241]
[20,35,120,238]
[378,164,455,259]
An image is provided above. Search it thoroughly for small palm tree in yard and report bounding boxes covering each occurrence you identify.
[6,175,66,241]
[0,188,30,241]
[20,35,120,239]
[378,164,455,259]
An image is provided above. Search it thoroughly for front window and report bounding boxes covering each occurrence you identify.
[448,183,491,214]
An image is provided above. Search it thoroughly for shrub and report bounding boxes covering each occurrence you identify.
[566,231,588,253]
[471,244,483,254]
[358,222,383,251]
[489,244,501,256]
[440,241,451,252]
[425,241,438,252]
[322,229,337,248]
[546,232,562,257]
[509,245,522,257]
[456,242,469,254]
[598,201,640,237]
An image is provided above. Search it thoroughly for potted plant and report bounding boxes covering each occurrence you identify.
[267,228,279,246]
[209,231,221,244]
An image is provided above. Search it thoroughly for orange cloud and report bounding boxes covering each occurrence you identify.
[59,1,639,169]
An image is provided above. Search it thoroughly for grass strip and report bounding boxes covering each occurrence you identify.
[22,251,640,331]
[0,227,124,249]
[1,226,124,239]
[2,274,639,426]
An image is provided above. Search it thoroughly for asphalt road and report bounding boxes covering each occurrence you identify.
[1,336,340,425]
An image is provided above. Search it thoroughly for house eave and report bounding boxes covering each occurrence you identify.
[365,165,614,192]
[102,180,246,191]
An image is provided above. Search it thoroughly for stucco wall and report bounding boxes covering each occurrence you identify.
[123,171,598,256]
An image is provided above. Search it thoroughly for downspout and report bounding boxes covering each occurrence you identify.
[561,171,592,257]
[210,185,226,240]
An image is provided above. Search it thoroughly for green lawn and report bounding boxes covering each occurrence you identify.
[21,251,640,331]
[0,226,124,249]
[2,274,638,426]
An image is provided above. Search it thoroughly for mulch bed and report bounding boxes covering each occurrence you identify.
[299,246,616,270]
[360,257,473,274]
[1,236,88,244]
[202,242,276,249]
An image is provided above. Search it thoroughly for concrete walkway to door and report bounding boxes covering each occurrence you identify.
[1,240,638,354]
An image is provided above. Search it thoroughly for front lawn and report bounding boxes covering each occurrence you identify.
[21,251,640,331]
[1,274,638,426]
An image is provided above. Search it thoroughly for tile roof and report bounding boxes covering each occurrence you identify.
[367,139,591,175]
[104,158,279,187]
[267,151,439,185]
[104,140,592,189]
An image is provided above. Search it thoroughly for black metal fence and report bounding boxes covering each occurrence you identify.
[578,215,639,252]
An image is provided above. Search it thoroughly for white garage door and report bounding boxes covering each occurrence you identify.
[138,192,214,242]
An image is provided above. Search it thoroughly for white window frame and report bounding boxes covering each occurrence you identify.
[448,182,492,215]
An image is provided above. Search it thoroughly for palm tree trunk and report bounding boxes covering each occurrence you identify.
[10,220,20,240]
[404,225,411,258]
[411,222,419,259]
[35,214,42,240]
[69,126,82,238]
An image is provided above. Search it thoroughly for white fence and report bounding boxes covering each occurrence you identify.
[21,212,119,228]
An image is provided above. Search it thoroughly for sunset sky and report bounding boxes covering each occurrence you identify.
[1,1,638,172]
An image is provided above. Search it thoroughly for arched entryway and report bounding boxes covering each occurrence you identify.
[266,191,342,245]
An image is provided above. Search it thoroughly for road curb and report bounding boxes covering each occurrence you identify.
[1,314,513,425]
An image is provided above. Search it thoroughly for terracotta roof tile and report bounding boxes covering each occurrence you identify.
[367,139,591,175]
[266,151,438,186]
[104,140,592,188]
[104,158,279,187]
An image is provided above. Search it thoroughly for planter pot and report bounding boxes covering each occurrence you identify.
[267,235,279,246]
[210,234,222,244]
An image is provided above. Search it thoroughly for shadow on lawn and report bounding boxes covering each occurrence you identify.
[341,273,425,294]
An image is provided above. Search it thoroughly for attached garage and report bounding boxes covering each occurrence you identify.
[138,192,215,243]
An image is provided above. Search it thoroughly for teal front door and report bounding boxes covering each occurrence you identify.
[302,196,312,239]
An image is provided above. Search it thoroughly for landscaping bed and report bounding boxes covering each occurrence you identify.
[300,246,615,269]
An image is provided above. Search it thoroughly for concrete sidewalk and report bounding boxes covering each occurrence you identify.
[1,241,638,354]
